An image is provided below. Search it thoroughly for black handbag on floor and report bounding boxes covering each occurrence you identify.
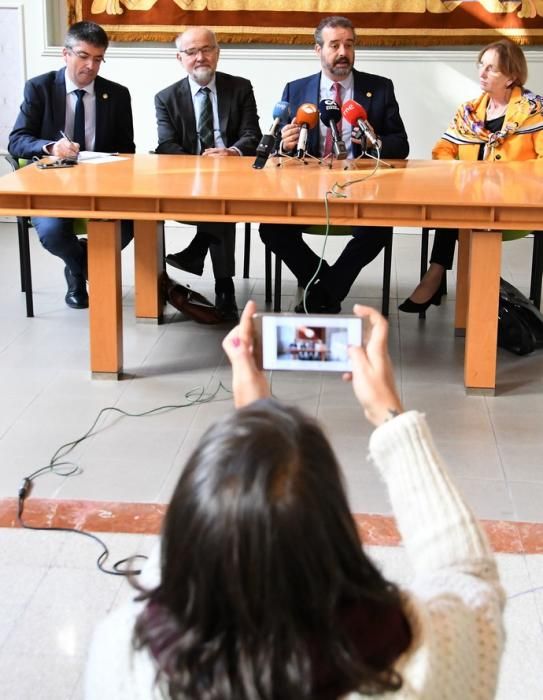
[498,278,543,355]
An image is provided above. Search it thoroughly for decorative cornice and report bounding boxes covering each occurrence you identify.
[42,46,543,63]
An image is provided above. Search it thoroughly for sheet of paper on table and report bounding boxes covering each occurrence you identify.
[78,151,128,164]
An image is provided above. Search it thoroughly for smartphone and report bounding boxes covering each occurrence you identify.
[36,158,77,169]
[253,313,363,372]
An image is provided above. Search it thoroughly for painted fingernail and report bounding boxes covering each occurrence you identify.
[232,337,241,347]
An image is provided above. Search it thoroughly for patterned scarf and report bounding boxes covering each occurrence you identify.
[442,89,543,159]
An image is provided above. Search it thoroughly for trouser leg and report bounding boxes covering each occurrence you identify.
[429,228,458,269]
[32,216,86,276]
[198,222,236,280]
[259,223,326,287]
[323,226,392,302]
[120,220,134,249]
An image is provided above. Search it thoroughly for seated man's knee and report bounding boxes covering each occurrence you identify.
[34,219,73,255]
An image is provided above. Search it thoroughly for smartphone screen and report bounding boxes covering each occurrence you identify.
[254,313,362,372]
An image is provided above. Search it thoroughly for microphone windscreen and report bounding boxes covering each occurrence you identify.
[272,101,290,121]
[318,99,341,127]
[342,100,368,125]
[295,103,319,128]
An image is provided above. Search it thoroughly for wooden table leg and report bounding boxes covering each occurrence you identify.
[464,229,502,394]
[455,228,470,336]
[88,220,123,378]
[134,220,164,322]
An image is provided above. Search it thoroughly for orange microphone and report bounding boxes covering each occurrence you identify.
[294,103,319,158]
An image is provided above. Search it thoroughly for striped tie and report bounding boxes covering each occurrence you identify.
[198,87,214,152]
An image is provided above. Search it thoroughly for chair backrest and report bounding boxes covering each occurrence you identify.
[4,154,20,172]
[306,225,353,236]
[502,230,531,242]
[4,155,88,235]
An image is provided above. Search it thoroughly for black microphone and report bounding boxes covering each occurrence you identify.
[294,104,319,159]
[318,99,347,160]
[253,101,291,169]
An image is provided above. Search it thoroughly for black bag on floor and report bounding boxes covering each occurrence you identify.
[498,278,543,355]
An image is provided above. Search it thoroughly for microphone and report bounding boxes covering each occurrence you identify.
[294,103,319,159]
[318,99,347,160]
[341,100,379,148]
[253,101,291,169]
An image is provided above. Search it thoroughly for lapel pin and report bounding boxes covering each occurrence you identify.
[366,92,372,97]
[103,93,108,99]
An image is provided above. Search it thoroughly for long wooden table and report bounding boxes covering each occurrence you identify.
[0,154,542,391]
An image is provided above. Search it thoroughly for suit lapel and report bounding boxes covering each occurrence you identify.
[307,73,321,155]
[94,76,108,151]
[216,73,229,142]
[353,69,372,116]
[179,78,198,153]
[54,69,67,139]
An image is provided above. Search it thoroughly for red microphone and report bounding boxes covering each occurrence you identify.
[294,103,319,159]
[341,100,379,147]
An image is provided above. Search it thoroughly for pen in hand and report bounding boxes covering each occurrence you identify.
[58,130,80,159]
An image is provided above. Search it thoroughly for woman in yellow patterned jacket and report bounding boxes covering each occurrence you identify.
[399,38,543,314]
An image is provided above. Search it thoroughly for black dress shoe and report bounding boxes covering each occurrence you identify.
[295,298,342,314]
[64,266,88,309]
[165,250,204,276]
[294,284,341,314]
[167,283,222,324]
[398,289,442,314]
[215,291,239,322]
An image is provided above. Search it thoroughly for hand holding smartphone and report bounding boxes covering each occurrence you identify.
[252,313,363,372]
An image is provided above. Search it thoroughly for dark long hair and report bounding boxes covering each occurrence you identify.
[134,399,410,699]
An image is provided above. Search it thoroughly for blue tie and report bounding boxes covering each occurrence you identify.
[73,89,86,150]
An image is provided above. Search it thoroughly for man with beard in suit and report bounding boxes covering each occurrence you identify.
[8,21,135,310]
[155,27,261,322]
[260,15,409,314]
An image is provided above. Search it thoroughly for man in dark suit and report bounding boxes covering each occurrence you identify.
[8,21,135,310]
[155,26,261,322]
[260,15,409,313]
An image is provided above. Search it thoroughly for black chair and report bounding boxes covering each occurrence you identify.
[5,155,90,317]
[4,155,34,317]
[419,227,543,319]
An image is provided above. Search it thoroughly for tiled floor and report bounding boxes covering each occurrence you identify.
[1,221,543,698]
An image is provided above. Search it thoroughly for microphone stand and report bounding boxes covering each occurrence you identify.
[273,151,321,167]
[346,139,394,170]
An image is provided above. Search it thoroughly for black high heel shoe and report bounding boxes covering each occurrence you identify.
[398,288,443,314]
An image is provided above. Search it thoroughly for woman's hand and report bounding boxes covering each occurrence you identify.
[222,300,271,408]
[343,304,404,427]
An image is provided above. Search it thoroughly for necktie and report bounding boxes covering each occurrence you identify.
[198,87,215,152]
[324,82,342,157]
[73,89,86,151]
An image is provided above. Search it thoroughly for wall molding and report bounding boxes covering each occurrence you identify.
[42,45,543,63]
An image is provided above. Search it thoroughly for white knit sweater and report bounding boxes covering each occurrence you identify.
[85,411,505,700]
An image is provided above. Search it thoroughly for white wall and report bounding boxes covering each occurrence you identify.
[3,0,543,157]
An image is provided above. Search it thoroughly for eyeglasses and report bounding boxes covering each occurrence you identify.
[65,47,106,65]
[477,62,501,76]
[178,45,217,58]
